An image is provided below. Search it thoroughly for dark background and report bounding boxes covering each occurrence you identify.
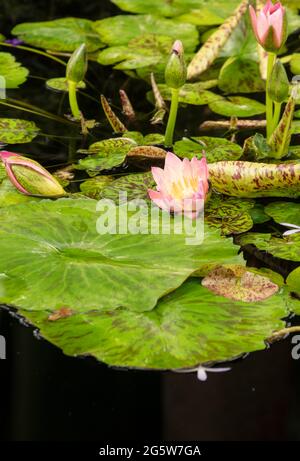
[0,0,300,441]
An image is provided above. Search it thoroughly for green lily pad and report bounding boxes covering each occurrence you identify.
[173,137,243,163]
[0,118,39,143]
[149,83,217,106]
[249,204,270,225]
[12,18,104,52]
[94,14,198,50]
[76,137,137,175]
[80,176,115,199]
[287,268,300,300]
[290,53,300,75]
[97,34,172,71]
[237,232,300,262]
[100,172,155,203]
[15,275,289,370]
[46,77,86,92]
[265,202,300,228]
[0,198,242,314]
[0,178,40,207]
[205,195,254,235]
[292,121,300,135]
[218,57,265,94]
[0,52,28,88]
[209,96,266,117]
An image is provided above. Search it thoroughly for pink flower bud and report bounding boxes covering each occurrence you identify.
[249,1,287,52]
[0,150,67,197]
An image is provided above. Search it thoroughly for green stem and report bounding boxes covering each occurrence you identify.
[68,80,81,120]
[0,42,66,66]
[266,52,276,141]
[272,101,282,133]
[164,88,179,148]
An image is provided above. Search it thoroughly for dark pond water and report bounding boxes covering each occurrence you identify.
[1,0,300,442]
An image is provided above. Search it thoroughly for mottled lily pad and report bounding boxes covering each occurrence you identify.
[0,198,242,314]
[0,52,28,88]
[100,172,155,203]
[76,137,137,175]
[205,195,254,235]
[218,57,265,94]
[209,96,266,117]
[174,137,243,163]
[46,77,86,92]
[0,119,39,143]
[80,176,115,199]
[150,83,217,106]
[237,232,300,262]
[14,275,289,370]
[12,18,104,52]
[202,266,279,302]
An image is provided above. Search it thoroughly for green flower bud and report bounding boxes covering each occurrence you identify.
[267,59,290,103]
[66,43,87,83]
[165,40,187,89]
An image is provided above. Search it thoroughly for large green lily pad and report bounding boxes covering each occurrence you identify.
[209,96,266,117]
[93,14,198,50]
[14,276,289,369]
[0,198,243,314]
[0,179,40,208]
[0,118,39,143]
[173,137,243,162]
[111,1,241,25]
[0,52,29,88]
[12,18,104,52]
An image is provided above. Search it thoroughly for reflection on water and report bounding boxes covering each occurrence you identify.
[1,307,300,441]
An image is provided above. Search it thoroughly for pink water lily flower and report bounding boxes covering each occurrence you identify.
[148,152,209,219]
[249,1,286,52]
